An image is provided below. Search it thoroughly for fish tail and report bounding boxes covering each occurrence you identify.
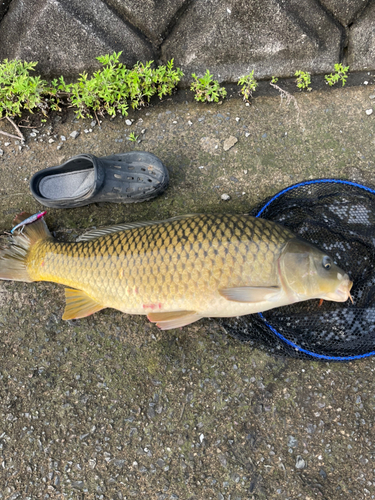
[0,212,51,282]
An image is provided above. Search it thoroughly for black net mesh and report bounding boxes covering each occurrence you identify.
[218,179,375,361]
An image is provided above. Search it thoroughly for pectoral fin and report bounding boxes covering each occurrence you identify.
[219,286,281,303]
[147,311,202,330]
[62,288,106,320]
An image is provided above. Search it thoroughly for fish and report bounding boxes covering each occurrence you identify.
[0,212,353,330]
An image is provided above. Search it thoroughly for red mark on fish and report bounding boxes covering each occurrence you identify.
[11,211,47,234]
[143,303,157,310]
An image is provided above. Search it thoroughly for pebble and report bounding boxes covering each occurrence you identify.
[56,143,63,150]
[188,120,193,126]
[223,136,238,151]
[235,117,240,122]
[70,131,80,139]
[245,132,250,137]
[365,109,373,115]
[4,142,10,146]
[319,468,327,479]
[71,480,85,490]
[287,436,298,448]
[90,120,96,127]
[29,132,37,138]
[61,135,66,141]
[48,138,55,143]
[0,149,3,156]
[221,194,231,201]
[125,119,132,126]
[369,95,375,99]
[295,456,306,469]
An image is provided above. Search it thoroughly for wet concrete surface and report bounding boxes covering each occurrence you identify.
[0,84,375,499]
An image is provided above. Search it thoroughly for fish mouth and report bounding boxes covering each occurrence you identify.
[324,277,353,303]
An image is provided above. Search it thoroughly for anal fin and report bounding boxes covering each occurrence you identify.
[147,310,202,330]
[62,288,106,320]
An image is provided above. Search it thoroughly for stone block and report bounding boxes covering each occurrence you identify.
[162,0,343,83]
[320,0,367,27]
[348,2,375,71]
[0,0,12,23]
[104,0,186,46]
[0,0,155,78]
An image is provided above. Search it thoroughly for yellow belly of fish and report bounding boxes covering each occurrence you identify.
[26,244,277,322]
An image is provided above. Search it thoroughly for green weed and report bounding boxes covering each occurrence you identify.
[128,132,138,142]
[0,59,49,118]
[0,53,184,121]
[325,63,349,87]
[295,70,312,91]
[61,53,183,118]
[238,70,257,102]
[190,70,227,102]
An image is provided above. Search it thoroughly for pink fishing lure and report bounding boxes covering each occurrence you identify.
[11,211,47,234]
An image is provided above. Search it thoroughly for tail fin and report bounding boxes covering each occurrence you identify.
[0,212,51,282]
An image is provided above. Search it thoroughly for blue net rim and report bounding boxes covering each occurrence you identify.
[255,178,375,361]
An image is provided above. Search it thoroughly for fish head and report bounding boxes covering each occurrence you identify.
[279,238,353,303]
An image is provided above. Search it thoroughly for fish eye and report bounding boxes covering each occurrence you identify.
[322,256,332,270]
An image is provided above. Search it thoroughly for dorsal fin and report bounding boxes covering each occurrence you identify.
[76,214,201,242]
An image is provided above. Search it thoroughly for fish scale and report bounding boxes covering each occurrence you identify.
[1,212,352,329]
[26,214,291,314]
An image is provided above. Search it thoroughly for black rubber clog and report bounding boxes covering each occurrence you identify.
[30,152,169,208]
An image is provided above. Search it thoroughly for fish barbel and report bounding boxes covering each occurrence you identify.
[0,212,353,330]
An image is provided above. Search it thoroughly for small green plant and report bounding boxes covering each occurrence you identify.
[128,132,138,142]
[60,52,130,119]
[325,63,349,87]
[153,59,184,99]
[238,70,257,101]
[271,76,279,84]
[190,70,227,102]
[295,70,312,91]
[52,53,184,118]
[0,53,184,139]
[0,59,48,118]
[126,59,183,109]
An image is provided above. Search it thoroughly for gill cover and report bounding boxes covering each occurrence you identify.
[278,238,352,302]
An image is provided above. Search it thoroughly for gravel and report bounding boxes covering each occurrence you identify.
[0,86,375,499]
